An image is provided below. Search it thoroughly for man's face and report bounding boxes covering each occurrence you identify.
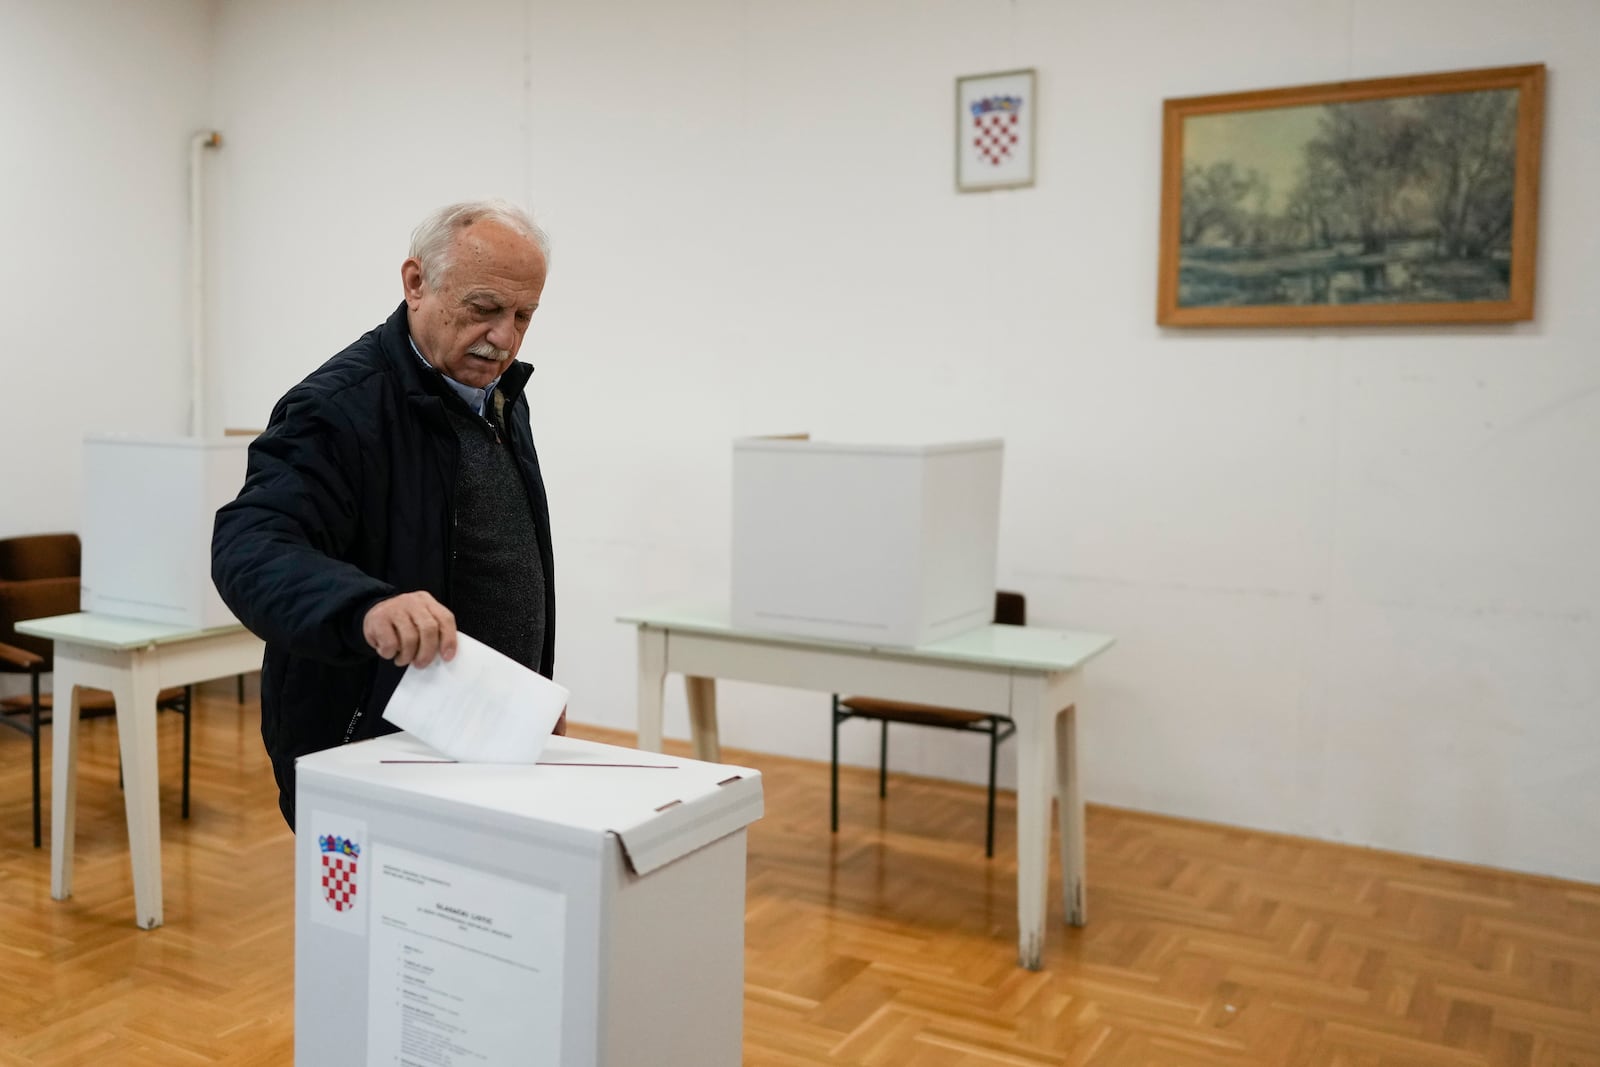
[402,220,547,390]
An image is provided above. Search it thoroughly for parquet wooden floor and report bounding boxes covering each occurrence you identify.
[0,685,1595,1065]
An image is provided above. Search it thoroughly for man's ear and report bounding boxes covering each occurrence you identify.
[401,258,426,309]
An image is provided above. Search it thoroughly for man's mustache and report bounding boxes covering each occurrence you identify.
[467,341,510,360]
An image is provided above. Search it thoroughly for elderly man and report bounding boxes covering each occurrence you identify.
[213,199,559,829]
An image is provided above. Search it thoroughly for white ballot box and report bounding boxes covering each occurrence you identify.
[294,732,763,1067]
[732,436,1004,646]
[80,434,249,627]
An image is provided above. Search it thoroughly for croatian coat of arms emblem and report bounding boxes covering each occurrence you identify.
[319,833,361,912]
[969,94,1024,166]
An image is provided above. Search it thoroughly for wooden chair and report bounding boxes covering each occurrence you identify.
[0,534,192,847]
[830,591,1025,858]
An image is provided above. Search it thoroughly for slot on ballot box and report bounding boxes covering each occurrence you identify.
[294,732,762,1067]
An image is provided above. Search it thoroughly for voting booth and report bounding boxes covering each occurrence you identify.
[732,436,1004,646]
[295,732,763,1067]
[80,434,249,627]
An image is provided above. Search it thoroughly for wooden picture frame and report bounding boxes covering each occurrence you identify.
[1157,64,1544,327]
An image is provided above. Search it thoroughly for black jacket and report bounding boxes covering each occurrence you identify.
[212,303,556,828]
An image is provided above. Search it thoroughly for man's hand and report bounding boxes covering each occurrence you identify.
[363,592,457,668]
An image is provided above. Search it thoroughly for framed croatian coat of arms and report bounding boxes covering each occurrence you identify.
[956,68,1037,193]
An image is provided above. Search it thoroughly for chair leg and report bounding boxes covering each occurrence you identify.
[236,673,245,703]
[181,686,193,819]
[878,719,889,798]
[986,719,1000,859]
[830,696,841,834]
[31,673,42,849]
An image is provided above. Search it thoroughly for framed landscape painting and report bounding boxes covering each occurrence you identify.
[1157,64,1545,327]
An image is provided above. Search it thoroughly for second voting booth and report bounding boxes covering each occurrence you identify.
[732,436,1004,647]
[295,733,763,1067]
[80,434,249,627]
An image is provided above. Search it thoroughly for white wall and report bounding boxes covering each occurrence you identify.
[200,0,1598,884]
[0,0,215,537]
[205,0,531,426]
[526,0,1600,886]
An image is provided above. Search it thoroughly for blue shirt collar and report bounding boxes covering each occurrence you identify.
[408,334,499,416]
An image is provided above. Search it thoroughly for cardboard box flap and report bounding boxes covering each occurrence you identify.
[609,772,764,876]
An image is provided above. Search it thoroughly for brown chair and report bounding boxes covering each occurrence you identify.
[831,591,1025,858]
[0,533,192,847]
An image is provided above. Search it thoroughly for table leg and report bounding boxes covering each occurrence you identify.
[114,654,165,930]
[49,667,84,901]
[636,627,667,753]
[1011,673,1055,970]
[684,676,721,763]
[1056,700,1086,926]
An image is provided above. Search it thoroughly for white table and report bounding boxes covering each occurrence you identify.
[15,612,265,929]
[618,604,1115,970]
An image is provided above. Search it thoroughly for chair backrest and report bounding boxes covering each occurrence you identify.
[994,590,1025,626]
[0,533,80,583]
[0,576,80,672]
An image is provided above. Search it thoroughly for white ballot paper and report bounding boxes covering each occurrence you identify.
[382,633,569,763]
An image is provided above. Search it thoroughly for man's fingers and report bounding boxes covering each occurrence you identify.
[365,613,399,660]
[390,611,420,666]
[437,611,458,662]
[364,592,457,666]
[410,611,441,668]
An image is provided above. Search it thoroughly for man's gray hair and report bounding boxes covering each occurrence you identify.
[409,199,551,289]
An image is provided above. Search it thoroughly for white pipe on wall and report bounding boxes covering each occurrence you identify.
[189,130,222,437]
